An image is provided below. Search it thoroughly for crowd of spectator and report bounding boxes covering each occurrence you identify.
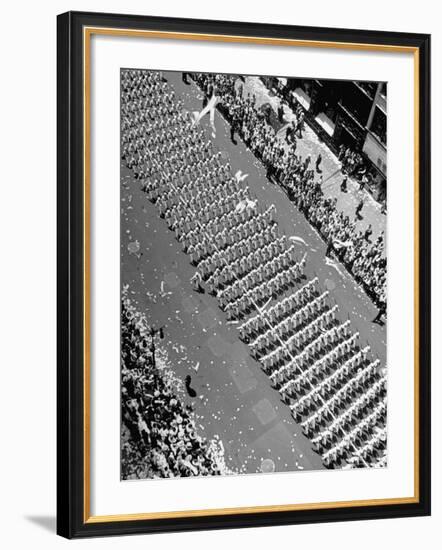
[121,285,227,479]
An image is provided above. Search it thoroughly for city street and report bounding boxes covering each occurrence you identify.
[121,71,386,476]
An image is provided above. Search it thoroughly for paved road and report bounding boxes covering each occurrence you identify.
[121,70,386,477]
[122,166,323,475]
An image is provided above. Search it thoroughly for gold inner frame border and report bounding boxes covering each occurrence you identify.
[82,26,420,524]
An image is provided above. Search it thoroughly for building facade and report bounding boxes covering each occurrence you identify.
[276,77,387,201]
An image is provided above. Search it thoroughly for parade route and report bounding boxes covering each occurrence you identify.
[121,70,386,476]
[122,164,324,474]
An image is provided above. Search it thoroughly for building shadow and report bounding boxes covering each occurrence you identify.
[25,515,56,533]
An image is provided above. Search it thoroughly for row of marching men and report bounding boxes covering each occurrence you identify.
[122,69,308,341]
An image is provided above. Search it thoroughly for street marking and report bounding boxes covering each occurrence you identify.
[252,399,277,426]
[163,271,180,288]
[228,362,257,395]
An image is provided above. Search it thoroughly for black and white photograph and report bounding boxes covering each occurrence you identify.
[0,1,434,544]
[120,69,388,480]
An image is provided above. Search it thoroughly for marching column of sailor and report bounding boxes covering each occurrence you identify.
[121,69,387,470]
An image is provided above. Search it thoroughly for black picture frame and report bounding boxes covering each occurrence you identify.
[57,10,431,539]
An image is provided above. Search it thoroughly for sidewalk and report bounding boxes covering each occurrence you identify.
[243,77,386,242]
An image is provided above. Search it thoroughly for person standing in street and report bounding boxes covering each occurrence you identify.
[277,103,284,123]
[316,153,322,173]
[325,237,334,258]
[230,114,239,144]
[340,176,348,192]
[285,123,293,142]
[296,114,305,138]
[372,303,386,324]
[355,198,364,220]
[364,224,373,242]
